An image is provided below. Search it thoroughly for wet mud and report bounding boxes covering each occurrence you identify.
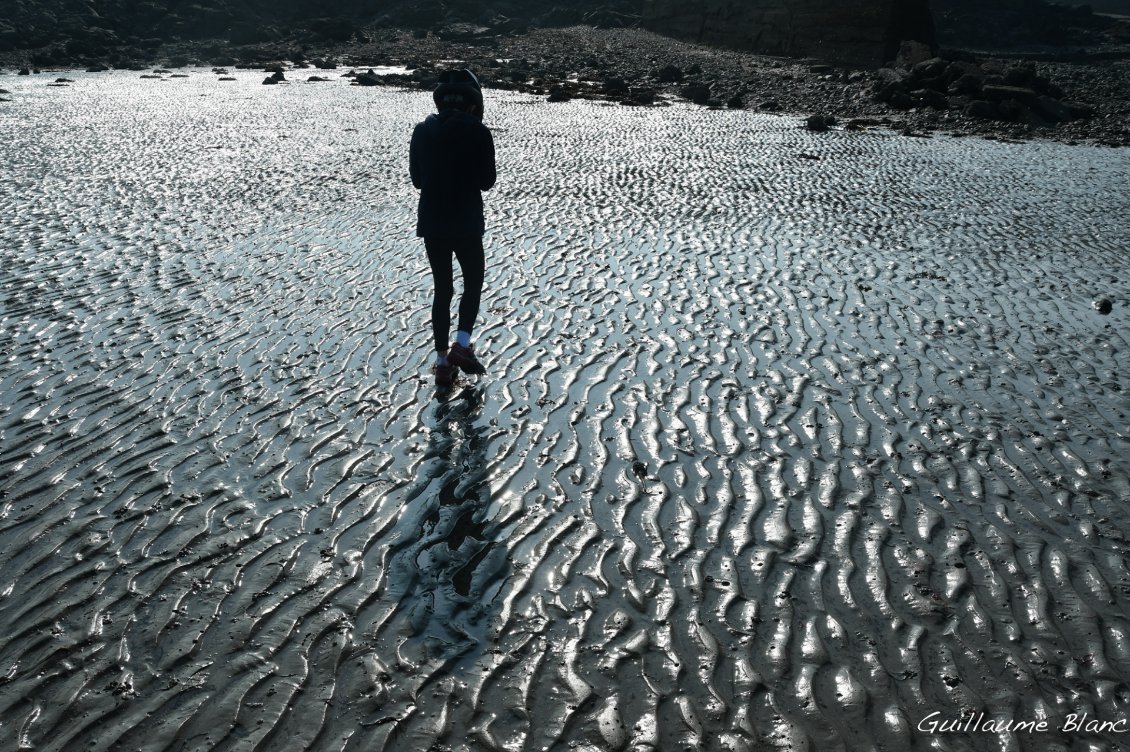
[1,70,1129,751]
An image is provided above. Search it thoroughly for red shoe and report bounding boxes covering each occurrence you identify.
[447,342,486,375]
[433,362,458,386]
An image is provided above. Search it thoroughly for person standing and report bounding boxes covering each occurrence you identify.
[410,69,496,387]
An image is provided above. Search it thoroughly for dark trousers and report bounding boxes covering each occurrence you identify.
[424,236,485,352]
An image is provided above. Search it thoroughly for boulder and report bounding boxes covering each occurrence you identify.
[965,100,998,120]
[603,77,629,95]
[982,85,1039,106]
[948,73,983,96]
[896,40,934,68]
[806,113,830,131]
[353,70,381,85]
[656,64,683,82]
[726,92,744,109]
[1094,298,1113,315]
[1034,95,1073,123]
[18,68,30,75]
[912,57,948,80]
[911,88,949,110]
[681,82,711,105]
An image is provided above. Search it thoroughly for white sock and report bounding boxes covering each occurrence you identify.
[456,330,472,348]
[435,353,448,366]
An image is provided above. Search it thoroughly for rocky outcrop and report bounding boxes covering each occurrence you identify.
[641,0,936,66]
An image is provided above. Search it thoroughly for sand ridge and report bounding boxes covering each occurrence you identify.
[0,71,1128,751]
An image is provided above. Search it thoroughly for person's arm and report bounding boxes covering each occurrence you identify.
[409,124,424,190]
[478,125,496,192]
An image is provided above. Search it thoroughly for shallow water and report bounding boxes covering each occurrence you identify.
[1,68,1129,752]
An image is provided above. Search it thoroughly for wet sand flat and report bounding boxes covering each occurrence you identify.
[1,71,1129,751]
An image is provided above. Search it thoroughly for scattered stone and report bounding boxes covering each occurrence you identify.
[54,78,74,83]
[140,74,162,79]
[307,76,330,82]
[1094,297,1114,315]
[603,77,629,95]
[218,77,236,81]
[18,68,31,76]
[312,58,338,70]
[353,69,381,86]
[681,83,711,105]
[625,87,656,105]
[806,113,830,132]
[263,70,286,85]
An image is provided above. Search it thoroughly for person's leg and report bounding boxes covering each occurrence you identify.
[447,235,487,374]
[453,235,485,343]
[424,237,454,357]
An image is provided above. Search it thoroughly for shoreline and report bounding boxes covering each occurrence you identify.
[2,25,1128,148]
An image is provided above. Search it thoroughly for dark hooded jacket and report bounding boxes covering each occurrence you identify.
[410,109,496,238]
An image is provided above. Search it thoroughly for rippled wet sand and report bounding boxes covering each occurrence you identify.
[1,70,1129,752]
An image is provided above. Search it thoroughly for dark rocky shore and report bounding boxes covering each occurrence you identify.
[3,24,1129,147]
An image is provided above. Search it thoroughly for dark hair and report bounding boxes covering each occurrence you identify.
[433,68,483,111]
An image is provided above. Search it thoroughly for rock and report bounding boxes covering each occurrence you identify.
[1093,298,1113,315]
[1065,102,1095,119]
[312,58,338,70]
[54,78,75,83]
[912,57,948,80]
[948,73,983,97]
[218,77,236,82]
[86,64,109,73]
[896,40,934,69]
[681,83,711,105]
[965,100,998,120]
[140,74,161,79]
[18,68,30,75]
[353,70,381,86]
[547,87,572,103]
[1034,95,1073,123]
[997,99,1031,123]
[888,91,915,109]
[656,64,683,83]
[806,113,830,131]
[307,76,329,82]
[627,87,657,105]
[911,88,948,110]
[981,85,1040,106]
[726,92,744,109]
[603,77,629,95]
[759,99,781,111]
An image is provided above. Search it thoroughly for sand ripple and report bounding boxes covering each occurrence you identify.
[1,70,1129,751]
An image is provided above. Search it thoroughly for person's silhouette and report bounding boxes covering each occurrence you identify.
[410,68,496,388]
